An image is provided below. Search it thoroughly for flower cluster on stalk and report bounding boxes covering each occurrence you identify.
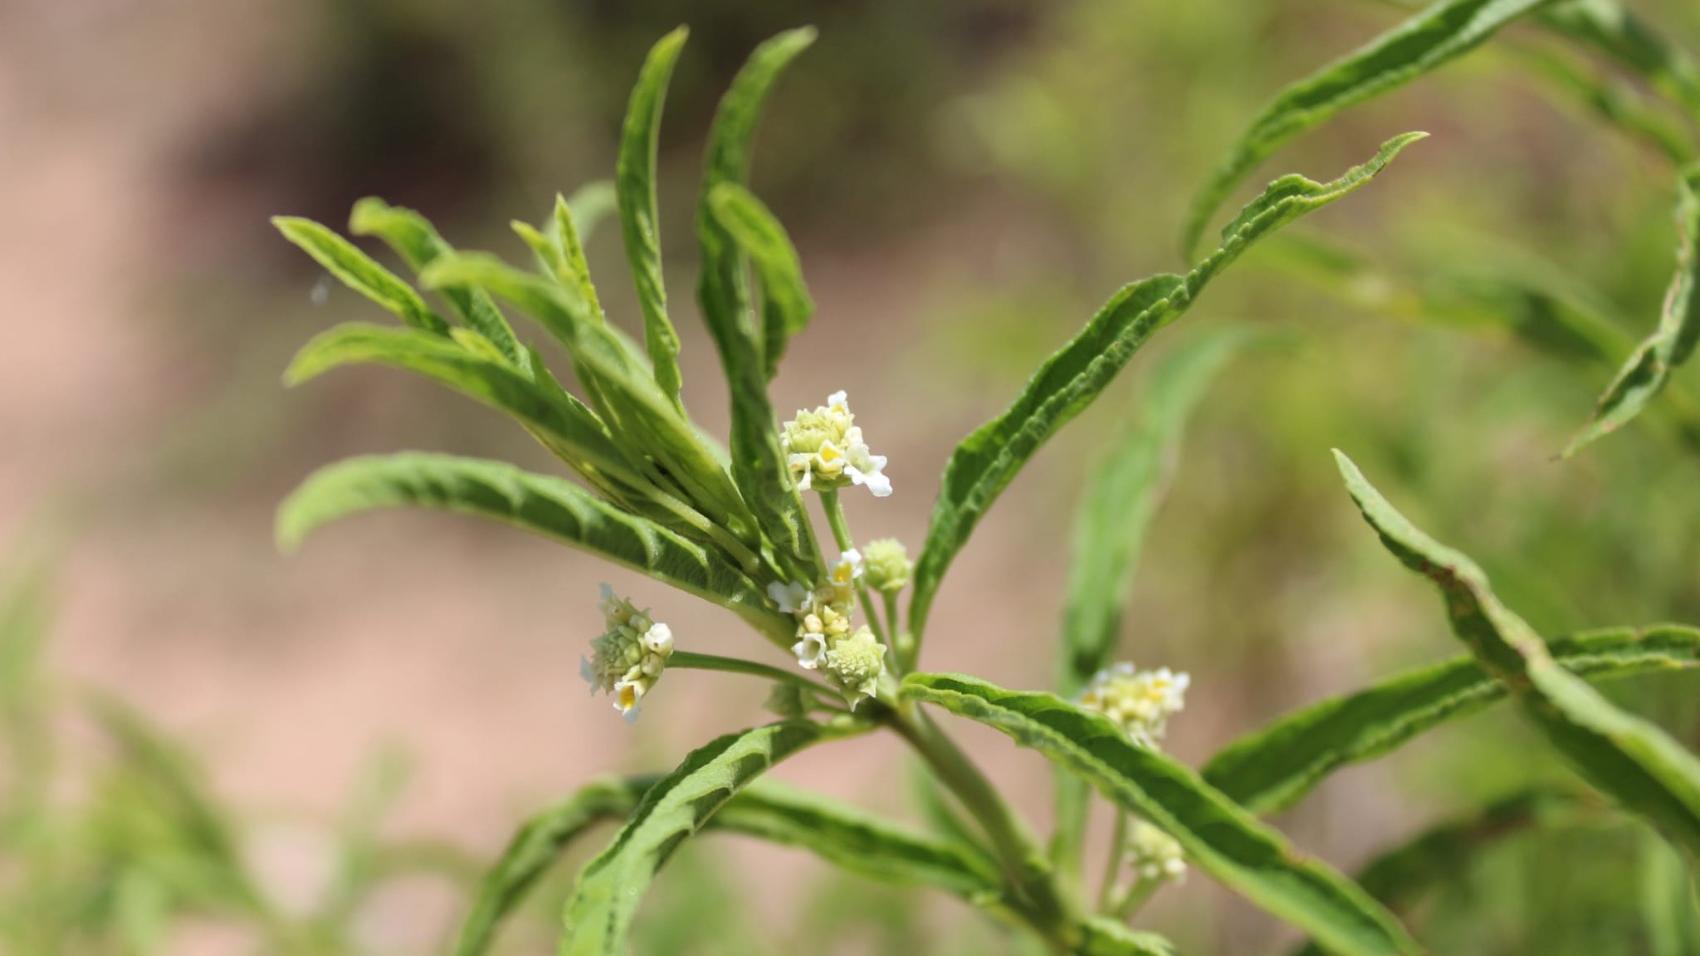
[580,585,674,720]
[771,550,887,703]
[1127,821,1186,884]
[780,390,892,497]
[1077,662,1189,749]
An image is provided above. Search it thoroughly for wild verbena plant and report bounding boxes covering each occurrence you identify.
[274,18,1700,956]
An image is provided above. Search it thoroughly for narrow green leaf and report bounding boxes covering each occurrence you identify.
[1566,164,1700,455]
[550,189,610,320]
[276,452,788,641]
[452,778,642,956]
[454,775,1002,956]
[348,198,524,364]
[273,216,448,334]
[910,134,1423,641]
[695,27,824,582]
[902,673,1421,956]
[1335,450,1700,855]
[707,182,815,380]
[559,721,836,955]
[1075,918,1177,956]
[1541,0,1700,122]
[419,254,763,554]
[1643,831,1700,956]
[1181,0,1551,256]
[617,27,688,403]
[1060,327,1247,695]
[1050,327,1246,886]
[284,322,640,495]
[1204,625,1700,814]
[1288,788,1593,956]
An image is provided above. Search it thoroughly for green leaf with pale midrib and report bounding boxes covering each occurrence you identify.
[418,254,764,553]
[283,322,647,500]
[1288,787,1592,956]
[276,452,788,641]
[273,216,448,335]
[695,27,824,582]
[1335,450,1700,856]
[909,133,1423,642]
[1060,327,1248,695]
[902,672,1421,956]
[558,721,833,956]
[348,197,524,365]
[707,182,815,381]
[1566,164,1700,455]
[1204,625,1700,815]
[453,774,1006,956]
[616,27,687,404]
[1181,0,1553,257]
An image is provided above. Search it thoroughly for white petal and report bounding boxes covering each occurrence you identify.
[792,633,828,669]
[827,390,848,408]
[642,622,673,655]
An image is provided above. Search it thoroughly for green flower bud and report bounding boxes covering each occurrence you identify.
[824,625,886,703]
[861,538,911,592]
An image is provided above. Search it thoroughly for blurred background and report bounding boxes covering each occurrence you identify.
[3,0,1699,953]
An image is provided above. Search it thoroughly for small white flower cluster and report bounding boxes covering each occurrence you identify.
[780,391,891,497]
[1127,820,1186,884]
[580,585,674,720]
[770,550,886,703]
[1078,662,1189,749]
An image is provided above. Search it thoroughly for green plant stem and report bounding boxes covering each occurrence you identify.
[1095,810,1128,912]
[883,590,912,674]
[817,490,890,645]
[1112,876,1161,921]
[670,651,839,697]
[886,701,1080,952]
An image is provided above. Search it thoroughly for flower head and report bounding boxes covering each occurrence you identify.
[824,625,886,703]
[790,588,852,670]
[581,585,674,720]
[781,390,892,497]
[1127,820,1186,883]
[861,538,911,593]
[1078,663,1189,748]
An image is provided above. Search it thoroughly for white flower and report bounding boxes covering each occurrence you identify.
[780,390,893,498]
[582,587,674,720]
[792,632,829,670]
[1078,663,1190,748]
[767,580,811,614]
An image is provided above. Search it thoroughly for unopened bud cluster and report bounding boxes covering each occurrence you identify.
[771,550,887,703]
[581,585,674,720]
[861,538,911,592]
[1078,662,1189,749]
[1127,821,1186,884]
[781,391,892,497]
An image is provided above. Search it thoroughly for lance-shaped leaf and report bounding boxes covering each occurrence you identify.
[902,673,1421,956]
[1180,0,1551,256]
[1204,625,1700,815]
[1051,326,1246,883]
[277,452,790,642]
[284,322,642,497]
[1335,450,1700,855]
[1288,788,1594,956]
[273,216,448,335]
[1076,918,1177,956]
[559,721,838,956]
[1060,327,1247,695]
[419,254,763,553]
[545,185,617,320]
[694,28,824,581]
[348,198,524,365]
[909,134,1423,641]
[1566,164,1700,455]
[1540,0,1700,122]
[616,27,688,403]
[454,775,1003,956]
[708,182,815,380]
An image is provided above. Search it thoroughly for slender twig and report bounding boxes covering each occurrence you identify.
[1096,810,1128,913]
[670,651,839,699]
